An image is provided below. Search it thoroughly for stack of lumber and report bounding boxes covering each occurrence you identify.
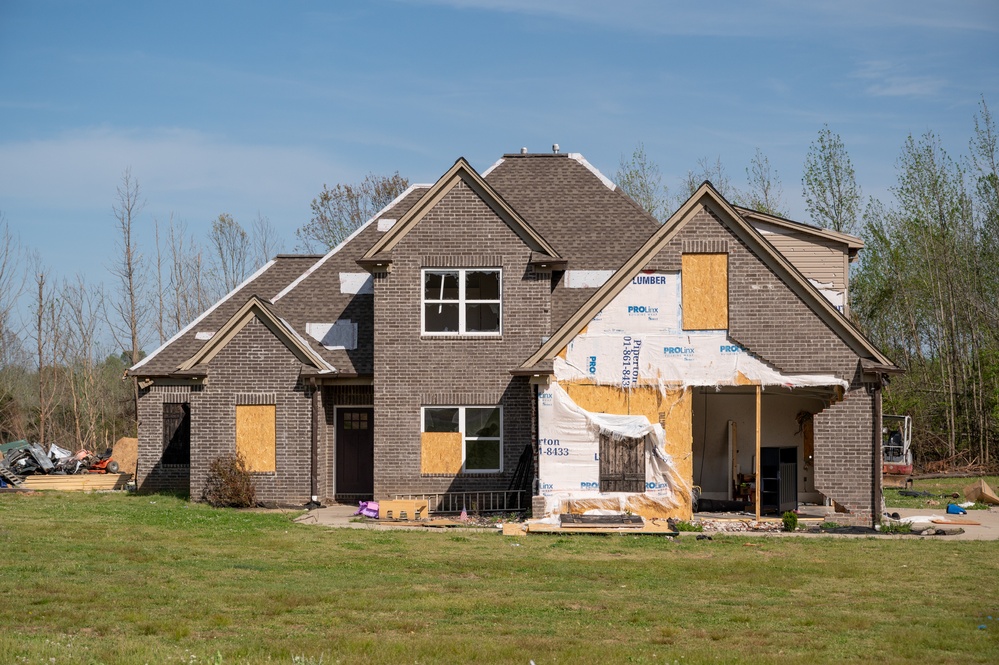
[20,473,130,491]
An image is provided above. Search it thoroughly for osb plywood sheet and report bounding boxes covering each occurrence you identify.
[236,405,276,472]
[112,437,138,477]
[562,383,694,519]
[421,432,462,474]
[682,253,728,330]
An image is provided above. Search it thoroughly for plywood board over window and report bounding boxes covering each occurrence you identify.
[421,432,463,474]
[236,405,276,472]
[682,253,728,330]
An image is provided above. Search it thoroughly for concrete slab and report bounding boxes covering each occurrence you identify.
[888,506,999,540]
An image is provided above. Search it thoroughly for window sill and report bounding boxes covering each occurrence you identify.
[421,471,503,478]
[420,335,504,341]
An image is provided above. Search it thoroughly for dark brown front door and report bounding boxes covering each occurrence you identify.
[335,408,374,495]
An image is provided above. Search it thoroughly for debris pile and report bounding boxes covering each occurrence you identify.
[697,518,783,533]
[0,440,120,488]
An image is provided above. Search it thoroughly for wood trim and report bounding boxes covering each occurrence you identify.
[755,385,761,521]
[176,296,329,372]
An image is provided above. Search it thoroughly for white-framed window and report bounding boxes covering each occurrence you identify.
[422,269,501,335]
[423,406,502,472]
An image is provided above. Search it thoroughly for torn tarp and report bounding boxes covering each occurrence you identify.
[537,383,690,516]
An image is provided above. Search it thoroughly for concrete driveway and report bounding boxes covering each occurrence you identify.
[293,503,999,540]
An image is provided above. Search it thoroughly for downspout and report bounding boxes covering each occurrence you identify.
[309,378,320,508]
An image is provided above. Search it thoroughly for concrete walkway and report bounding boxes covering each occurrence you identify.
[293,503,999,540]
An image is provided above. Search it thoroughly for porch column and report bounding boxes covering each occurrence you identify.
[754,385,761,521]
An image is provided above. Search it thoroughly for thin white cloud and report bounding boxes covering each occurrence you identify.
[396,0,999,36]
[0,127,351,213]
[854,60,946,99]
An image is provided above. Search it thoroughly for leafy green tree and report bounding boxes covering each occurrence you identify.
[802,125,862,233]
[615,143,669,221]
[296,172,409,252]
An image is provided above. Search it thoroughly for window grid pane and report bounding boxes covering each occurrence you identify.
[422,269,501,335]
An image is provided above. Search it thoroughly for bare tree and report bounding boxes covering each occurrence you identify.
[108,168,147,425]
[209,213,250,295]
[0,214,25,368]
[29,258,65,445]
[251,212,284,267]
[802,126,862,233]
[296,172,409,252]
[615,143,669,221]
[744,148,787,216]
[677,156,741,205]
[62,275,108,449]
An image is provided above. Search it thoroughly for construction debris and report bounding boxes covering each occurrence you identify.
[964,479,999,506]
[0,440,128,490]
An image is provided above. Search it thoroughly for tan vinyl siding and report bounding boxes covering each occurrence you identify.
[751,221,848,291]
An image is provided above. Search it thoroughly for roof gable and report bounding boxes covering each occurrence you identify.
[177,295,333,373]
[360,158,561,266]
[520,182,895,371]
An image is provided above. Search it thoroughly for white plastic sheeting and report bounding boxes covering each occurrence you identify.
[306,320,357,350]
[809,278,845,313]
[537,383,688,514]
[558,271,846,390]
[563,270,615,289]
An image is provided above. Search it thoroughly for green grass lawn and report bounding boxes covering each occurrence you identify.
[884,475,999,509]
[1,492,997,664]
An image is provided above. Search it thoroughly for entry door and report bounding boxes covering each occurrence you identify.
[335,408,374,495]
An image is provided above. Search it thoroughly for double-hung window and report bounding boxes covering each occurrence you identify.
[423,269,501,335]
[423,406,502,472]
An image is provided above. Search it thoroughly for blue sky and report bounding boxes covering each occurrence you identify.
[1,0,997,300]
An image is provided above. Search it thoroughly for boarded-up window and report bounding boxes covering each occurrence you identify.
[236,405,276,472]
[162,403,190,465]
[599,434,645,492]
[421,406,502,473]
[682,253,728,330]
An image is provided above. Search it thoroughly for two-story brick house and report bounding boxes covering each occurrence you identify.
[129,150,897,526]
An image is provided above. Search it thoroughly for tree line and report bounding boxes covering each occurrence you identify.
[616,97,998,471]
[0,169,408,451]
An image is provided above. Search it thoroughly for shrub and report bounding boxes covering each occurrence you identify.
[879,520,912,535]
[781,511,799,532]
[673,520,704,532]
[202,454,256,508]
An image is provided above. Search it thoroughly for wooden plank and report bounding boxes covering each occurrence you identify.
[681,253,728,330]
[20,473,130,491]
[420,432,463,474]
[755,385,761,521]
[728,420,737,501]
[378,499,429,520]
[236,404,276,472]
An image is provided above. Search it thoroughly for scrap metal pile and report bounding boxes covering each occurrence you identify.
[0,440,119,488]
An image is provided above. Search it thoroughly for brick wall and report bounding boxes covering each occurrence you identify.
[136,383,197,493]
[814,387,879,525]
[372,180,548,500]
[188,316,313,504]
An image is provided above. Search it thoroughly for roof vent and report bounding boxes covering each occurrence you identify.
[552,143,560,154]
[521,147,528,155]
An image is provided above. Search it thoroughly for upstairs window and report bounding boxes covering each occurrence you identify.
[423,269,501,335]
